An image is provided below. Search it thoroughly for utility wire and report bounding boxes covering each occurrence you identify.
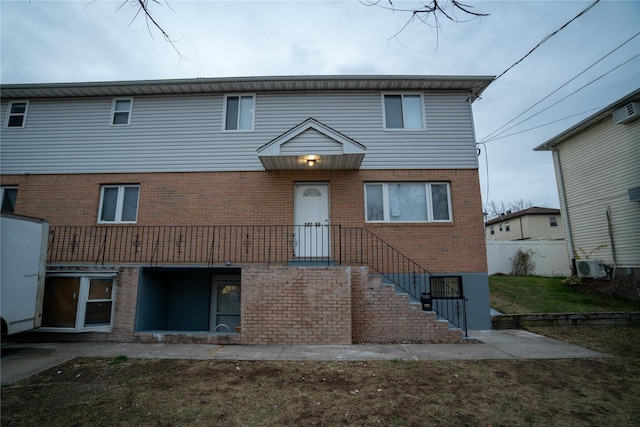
[493,0,600,83]
[482,53,640,143]
[481,106,605,143]
[480,31,640,143]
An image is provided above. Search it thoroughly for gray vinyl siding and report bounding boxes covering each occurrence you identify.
[0,90,478,174]
[280,129,344,156]
[557,117,640,268]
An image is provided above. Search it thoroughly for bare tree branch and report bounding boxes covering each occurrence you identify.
[362,0,488,47]
[113,0,487,57]
[118,0,187,61]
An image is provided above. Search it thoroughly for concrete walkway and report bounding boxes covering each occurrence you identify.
[0,330,607,385]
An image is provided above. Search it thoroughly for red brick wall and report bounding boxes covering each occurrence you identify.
[241,266,352,345]
[13,265,462,344]
[350,267,461,343]
[2,169,486,272]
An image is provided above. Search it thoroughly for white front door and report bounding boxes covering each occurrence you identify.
[294,183,330,258]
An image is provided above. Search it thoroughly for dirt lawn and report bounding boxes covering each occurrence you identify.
[2,325,640,426]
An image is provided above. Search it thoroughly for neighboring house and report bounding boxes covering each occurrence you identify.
[534,88,640,279]
[485,207,564,241]
[0,75,493,344]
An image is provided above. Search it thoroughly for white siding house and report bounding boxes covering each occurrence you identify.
[0,77,485,175]
[534,88,640,278]
[485,207,564,241]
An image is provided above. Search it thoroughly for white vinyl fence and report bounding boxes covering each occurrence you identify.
[486,240,571,277]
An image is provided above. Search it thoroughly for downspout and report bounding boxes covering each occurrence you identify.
[552,148,576,275]
[606,204,618,282]
[519,217,524,240]
[468,90,480,170]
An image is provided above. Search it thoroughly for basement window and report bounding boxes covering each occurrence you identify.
[40,274,116,332]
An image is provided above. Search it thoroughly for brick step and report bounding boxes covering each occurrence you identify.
[351,268,462,343]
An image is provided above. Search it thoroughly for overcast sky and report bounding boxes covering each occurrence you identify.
[2,0,639,209]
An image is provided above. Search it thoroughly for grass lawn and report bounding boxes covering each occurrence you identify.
[2,325,639,426]
[489,275,640,314]
[3,277,639,426]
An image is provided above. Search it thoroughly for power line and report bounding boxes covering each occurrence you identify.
[481,106,605,143]
[480,32,640,143]
[493,0,600,83]
[482,53,640,144]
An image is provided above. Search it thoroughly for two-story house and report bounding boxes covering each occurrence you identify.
[534,88,640,281]
[1,75,493,344]
[485,207,565,241]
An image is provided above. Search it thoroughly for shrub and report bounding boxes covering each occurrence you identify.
[510,248,536,276]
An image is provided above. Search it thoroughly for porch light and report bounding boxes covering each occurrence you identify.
[306,155,317,167]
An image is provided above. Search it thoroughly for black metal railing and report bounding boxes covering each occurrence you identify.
[47,224,467,333]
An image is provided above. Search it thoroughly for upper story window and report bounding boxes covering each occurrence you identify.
[98,185,139,223]
[382,94,424,130]
[549,216,558,227]
[5,101,29,128]
[224,94,255,131]
[505,222,510,232]
[365,182,451,223]
[1,186,17,212]
[499,223,503,232]
[111,98,133,126]
[490,225,495,235]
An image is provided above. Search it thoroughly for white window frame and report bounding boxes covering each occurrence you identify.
[364,182,452,223]
[1,186,18,213]
[5,100,29,128]
[39,272,117,333]
[549,216,558,227]
[110,97,133,126]
[490,225,495,235]
[98,184,140,224]
[222,93,255,132]
[381,93,425,131]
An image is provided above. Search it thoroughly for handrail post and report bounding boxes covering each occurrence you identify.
[338,225,342,266]
[94,227,107,266]
[47,228,56,263]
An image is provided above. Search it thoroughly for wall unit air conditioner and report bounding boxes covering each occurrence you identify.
[576,260,607,279]
[612,102,640,124]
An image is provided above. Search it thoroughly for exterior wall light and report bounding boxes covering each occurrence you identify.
[306,155,317,167]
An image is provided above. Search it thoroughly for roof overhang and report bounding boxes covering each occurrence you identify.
[257,118,366,170]
[0,75,495,101]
